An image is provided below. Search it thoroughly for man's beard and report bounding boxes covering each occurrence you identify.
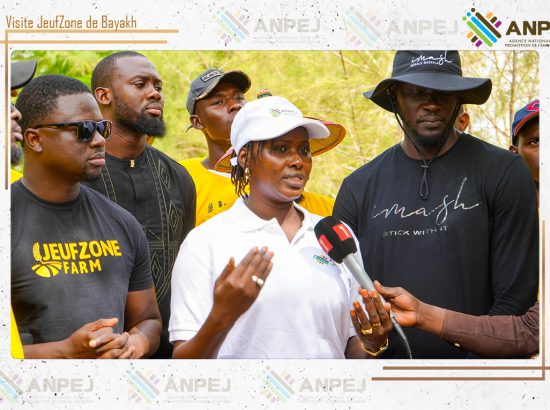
[115,97,166,137]
[409,128,450,148]
[11,144,23,165]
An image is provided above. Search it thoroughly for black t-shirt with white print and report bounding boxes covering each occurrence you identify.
[334,133,539,358]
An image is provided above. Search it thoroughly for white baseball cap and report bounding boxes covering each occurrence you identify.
[228,96,336,167]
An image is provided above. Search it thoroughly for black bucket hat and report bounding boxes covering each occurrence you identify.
[364,50,492,112]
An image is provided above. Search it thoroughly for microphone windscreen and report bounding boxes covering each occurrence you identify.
[314,216,357,263]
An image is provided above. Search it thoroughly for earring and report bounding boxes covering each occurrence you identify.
[244,167,251,183]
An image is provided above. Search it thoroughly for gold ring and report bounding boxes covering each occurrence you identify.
[371,322,380,329]
[251,275,264,288]
[361,327,373,336]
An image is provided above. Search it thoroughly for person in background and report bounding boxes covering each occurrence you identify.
[10,59,37,183]
[510,99,539,202]
[9,59,37,358]
[85,51,196,358]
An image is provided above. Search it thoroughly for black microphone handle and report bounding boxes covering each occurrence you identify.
[342,253,413,359]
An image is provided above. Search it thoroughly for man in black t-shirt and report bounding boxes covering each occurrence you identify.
[334,51,538,358]
[12,74,162,359]
[84,52,196,358]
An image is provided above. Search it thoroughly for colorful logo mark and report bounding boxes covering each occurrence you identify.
[260,367,296,403]
[215,7,250,44]
[463,8,502,47]
[125,370,161,403]
[344,8,381,47]
[269,108,282,117]
[0,370,23,404]
[313,254,330,265]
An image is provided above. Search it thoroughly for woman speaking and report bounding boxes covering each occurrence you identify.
[169,95,391,359]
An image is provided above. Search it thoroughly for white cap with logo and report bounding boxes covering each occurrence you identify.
[229,96,329,166]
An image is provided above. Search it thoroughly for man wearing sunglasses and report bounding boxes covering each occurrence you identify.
[11,74,161,359]
[85,52,196,359]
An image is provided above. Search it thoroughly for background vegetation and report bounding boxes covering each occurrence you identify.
[12,50,538,197]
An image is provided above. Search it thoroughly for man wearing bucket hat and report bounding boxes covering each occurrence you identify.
[180,68,339,226]
[510,99,539,201]
[334,50,538,359]
[10,59,37,182]
[170,95,390,359]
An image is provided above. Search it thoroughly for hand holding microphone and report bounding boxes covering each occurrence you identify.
[350,288,393,356]
[314,216,413,359]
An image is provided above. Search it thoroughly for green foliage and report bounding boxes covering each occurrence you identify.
[11,50,538,197]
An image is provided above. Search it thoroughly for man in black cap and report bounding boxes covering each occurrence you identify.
[334,50,538,359]
[10,59,37,182]
[178,68,250,225]
[84,51,196,358]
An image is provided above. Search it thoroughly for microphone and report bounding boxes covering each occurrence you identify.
[314,216,413,359]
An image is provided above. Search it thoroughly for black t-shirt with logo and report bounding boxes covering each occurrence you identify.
[11,182,153,345]
[334,133,539,358]
[83,145,196,358]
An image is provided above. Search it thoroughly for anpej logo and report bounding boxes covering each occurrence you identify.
[31,240,122,277]
[463,8,502,47]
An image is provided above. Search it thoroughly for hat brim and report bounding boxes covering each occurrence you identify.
[214,118,346,173]
[194,70,251,105]
[363,73,492,112]
[11,59,37,90]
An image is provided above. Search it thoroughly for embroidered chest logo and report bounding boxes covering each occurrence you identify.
[31,240,122,278]
[312,254,331,265]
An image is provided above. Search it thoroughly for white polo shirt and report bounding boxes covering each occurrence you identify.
[169,198,358,358]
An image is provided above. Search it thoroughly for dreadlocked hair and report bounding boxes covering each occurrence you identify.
[231,141,264,199]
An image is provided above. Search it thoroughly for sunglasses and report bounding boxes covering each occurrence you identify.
[34,120,112,142]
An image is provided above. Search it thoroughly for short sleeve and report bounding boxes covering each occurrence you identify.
[334,176,360,235]
[169,230,215,343]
